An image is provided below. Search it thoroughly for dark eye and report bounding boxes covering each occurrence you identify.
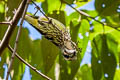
[63,54,69,59]
[38,20,44,25]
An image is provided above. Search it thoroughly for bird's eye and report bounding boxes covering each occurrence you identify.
[63,54,69,59]
[38,20,44,25]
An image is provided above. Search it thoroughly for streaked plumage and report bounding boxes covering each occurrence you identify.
[25,15,77,60]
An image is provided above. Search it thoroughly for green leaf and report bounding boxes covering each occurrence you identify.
[68,11,80,27]
[83,10,98,17]
[59,53,69,80]
[70,20,81,42]
[7,0,22,18]
[30,39,44,80]
[79,64,93,80]
[41,0,65,14]
[0,26,8,40]
[91,52,102,80]
[75,0,91,8]
[34,0,45,2]
[48,11,67,26]
[95,0,120,16]
[41,38,59,74]
[61,0,74,4]
[91,33,117,80]
[114,69,120,80]
[0,1,5,13]
[105,14,120,27]
[0,49,10,79]
[79,19,90,58]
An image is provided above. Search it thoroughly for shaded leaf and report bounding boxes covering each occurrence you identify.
[7,0,22,18]
[105,14,120,28]
[41,38,59,74]
[91,33,117,80]
[48,11,67,26]
[95,0,120,16]
[30,39,43,80]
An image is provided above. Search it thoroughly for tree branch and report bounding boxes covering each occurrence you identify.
[0,0,27,56]
[0,22,11,25]
[6,0,30,80]
[7,45,52,80]
[0,40,52,80]
[62,0,120,31]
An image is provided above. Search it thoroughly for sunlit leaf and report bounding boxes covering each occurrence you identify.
[79,19,90,58]
[114,69,120,80]
[35,0,45,2]
[75,0,91,8]
[79,64,93,80]
[41,0,65,14]
[41,38,59,74]
[0,1,5,13]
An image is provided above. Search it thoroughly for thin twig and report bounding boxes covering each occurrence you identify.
[7,45,52,80]
[62,0,120,31]
[63,0,104,23]
[31,1,49,20]
[0,0,27,56]
[6,0,30,80]
[0,22,11,25]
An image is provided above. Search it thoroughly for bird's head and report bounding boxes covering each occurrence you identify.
[62,40,77,61]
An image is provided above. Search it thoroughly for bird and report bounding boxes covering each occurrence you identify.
[25,14,78,60]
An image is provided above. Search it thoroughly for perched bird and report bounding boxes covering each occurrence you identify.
[25,15,78,60]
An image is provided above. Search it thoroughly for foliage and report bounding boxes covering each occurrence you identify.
[0,0,120,80]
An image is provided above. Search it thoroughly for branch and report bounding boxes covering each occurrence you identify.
[62,0,120,31]
[0,0,27,56]
[6,0,30,80]
[0,40,52,80]
[0,22,11,25]
[7,45,52,80]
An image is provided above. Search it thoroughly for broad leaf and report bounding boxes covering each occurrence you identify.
[95,0,120,16]
[91,33,117,80]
